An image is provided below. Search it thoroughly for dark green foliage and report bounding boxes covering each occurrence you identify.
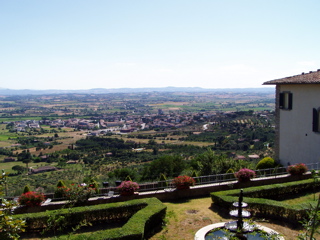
[158,173,168,188]
[110,168,137,181]
[56,180,66,188]
[298,195,320,239]
[226,168,234,174]
[191,149,252,176]
[256,157,276,169]
[125,175,133,182]
[191,171,198,183]
[23,185,31,194]
[75,137,133,152]
[11,165,25,175]
[89,181,100,194]
[54,180,67,198]
[141,155,186,180]
[180,114,275,151]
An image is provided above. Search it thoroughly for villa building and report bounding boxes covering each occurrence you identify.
[263,69,320,166]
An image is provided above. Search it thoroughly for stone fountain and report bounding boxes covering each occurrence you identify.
[224,189,254,239]
[194,189,284,240]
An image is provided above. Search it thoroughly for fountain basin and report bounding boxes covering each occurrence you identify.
[194,222,284,240]
[229,209,251,218]
[224,220,255,232]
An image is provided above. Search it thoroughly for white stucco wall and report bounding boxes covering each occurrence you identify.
[278,84,320,166]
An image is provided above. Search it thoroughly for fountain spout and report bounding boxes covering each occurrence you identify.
[237,189,244,231]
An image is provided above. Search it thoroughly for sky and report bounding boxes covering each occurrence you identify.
[1,0,320,90]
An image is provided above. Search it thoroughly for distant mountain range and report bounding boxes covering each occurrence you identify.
[0,87,274,95]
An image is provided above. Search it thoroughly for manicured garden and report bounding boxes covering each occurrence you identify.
[1,164,319,239]
[16,198,166,240]
[211,179,320,223]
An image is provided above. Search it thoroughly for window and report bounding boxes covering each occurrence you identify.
[312,108,320,132]
[279,92,292,110]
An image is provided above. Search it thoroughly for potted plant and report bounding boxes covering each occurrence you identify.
[172,175,195,190]
[54,180,68,199]
[66,183,96,204]
[117,181,139,196]
[234,168,256,183]
[287,163,308,176]
[18,191,45,207]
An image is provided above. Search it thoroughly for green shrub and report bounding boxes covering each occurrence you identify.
[88,181,100,194]
[191,171,198,182]
[256,157,276,169]
[56,180,66,188]
[158,173,168,188]
[225,168,235,180]
[23,185,31,194]
[125,175,133,182]
[226,168,234,174]
[55,180,67,198]
[210,179,319,223]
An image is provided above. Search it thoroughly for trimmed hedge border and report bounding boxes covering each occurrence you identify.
[15,197,166,240]
[210,179,320,224]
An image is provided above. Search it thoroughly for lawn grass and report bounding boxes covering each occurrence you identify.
[149,197,301,240]
[0,160,57,174]
[282,191,320,205]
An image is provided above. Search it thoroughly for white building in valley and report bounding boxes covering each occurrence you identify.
[263,69,320,166]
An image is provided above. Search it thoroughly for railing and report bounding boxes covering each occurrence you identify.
[134,162,320,193]
[7,162,320,198]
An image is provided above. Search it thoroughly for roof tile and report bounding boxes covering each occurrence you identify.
[263,69,320,85]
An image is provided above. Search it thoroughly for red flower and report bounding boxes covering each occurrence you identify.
[287,163,308,175]
[18,191,45,207]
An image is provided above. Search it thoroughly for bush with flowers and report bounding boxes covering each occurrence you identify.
[66,183,96,204]
[287,163,308,176]
[18,191,45,207]
[117,181,139,196]
[172,175,195,189]
[234,168,256,182]
[54,180,69,198]
[54,185,70,199]
[88,181,100,194]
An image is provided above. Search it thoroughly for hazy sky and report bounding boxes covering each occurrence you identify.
[1,1,320,90]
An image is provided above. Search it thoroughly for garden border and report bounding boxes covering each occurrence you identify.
[210,179,320,224]
[15,197,166,240]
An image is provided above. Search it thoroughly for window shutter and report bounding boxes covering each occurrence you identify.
[279,93,284,109]
[288,93,293,110]
[313,108,318,132]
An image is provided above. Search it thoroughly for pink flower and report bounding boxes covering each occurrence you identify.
[117,181,139,193]
[172,175,195,188]
[235,168,256,182]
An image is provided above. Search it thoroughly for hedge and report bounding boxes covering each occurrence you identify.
[15,197,166,240]
[210,179,320,223]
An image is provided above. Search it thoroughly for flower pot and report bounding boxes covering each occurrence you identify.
[102,182,109,187]
[120,190,135,196]
[176,185,190,190]
[115,180,122,186]
[238,178,251,183]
